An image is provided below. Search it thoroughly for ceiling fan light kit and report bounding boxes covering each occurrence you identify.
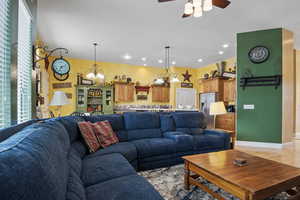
[203,0,213,11]
[193,7,203,17]
[184,2,194,15]
[159,0,230,19]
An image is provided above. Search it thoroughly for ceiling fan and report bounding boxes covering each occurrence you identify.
[158,0,231,18]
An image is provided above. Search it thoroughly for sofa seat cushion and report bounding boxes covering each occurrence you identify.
[176,128,205,135]
[132,138,176,159]
[193,134,225,150]
[85,142,137,162]
[127,128,162,141]
[81,153,136,187]
[163,132,194,152]
[85,174,164,200]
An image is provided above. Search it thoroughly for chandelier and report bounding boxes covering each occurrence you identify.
[155,46,180,84]
[184,0,213,18]
[86,43,105,80]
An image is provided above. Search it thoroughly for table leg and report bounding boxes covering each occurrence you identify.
[184,161,190,190]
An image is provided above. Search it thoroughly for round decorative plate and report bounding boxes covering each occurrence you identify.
[248,46,270,64]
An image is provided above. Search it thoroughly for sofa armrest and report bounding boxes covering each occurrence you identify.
[204,129,231,149]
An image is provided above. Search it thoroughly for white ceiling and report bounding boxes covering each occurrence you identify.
[37,0,300,68]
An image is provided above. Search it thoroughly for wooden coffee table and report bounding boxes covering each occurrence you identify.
[183,150,300,200]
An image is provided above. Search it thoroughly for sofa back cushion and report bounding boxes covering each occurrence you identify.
[84,114,127,142]
[124,112,162,140]
[172,112,207,129]
[124,112,160,130]
[50,116,85,143]
[0,119,41,142]
[84,114,124,131]
[160,114,175,132]
[0,120,70,200]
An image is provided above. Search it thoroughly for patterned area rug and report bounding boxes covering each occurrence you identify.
[138,164,289,200]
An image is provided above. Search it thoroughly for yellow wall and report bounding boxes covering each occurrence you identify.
[295,50,300,134]
[48,57,200,116]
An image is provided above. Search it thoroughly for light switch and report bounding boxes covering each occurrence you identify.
[243,104,255,110]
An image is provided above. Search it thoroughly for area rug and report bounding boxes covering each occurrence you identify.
[138,164,289,200]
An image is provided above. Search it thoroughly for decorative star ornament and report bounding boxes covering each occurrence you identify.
[182,70,192,82]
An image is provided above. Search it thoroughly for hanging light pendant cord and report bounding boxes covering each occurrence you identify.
[165,46,170,73]
[93,43,98,74]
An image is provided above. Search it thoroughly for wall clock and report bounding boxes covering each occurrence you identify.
[52,57,70,75]
[54,72,69,81]
[248,46,270,64]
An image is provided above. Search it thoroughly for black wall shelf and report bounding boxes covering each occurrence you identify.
[240,75,282,90]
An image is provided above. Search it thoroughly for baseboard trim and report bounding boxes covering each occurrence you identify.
[295,132,300,140]
[236,141,290,149]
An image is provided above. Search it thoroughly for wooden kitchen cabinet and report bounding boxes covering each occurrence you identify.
[223,79,236,102]
[114,82,134,102]
[215,113,235,131]
[201,78,225,100]
[152,85,170,102]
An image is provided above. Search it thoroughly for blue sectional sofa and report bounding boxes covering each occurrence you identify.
[0,112,230,200]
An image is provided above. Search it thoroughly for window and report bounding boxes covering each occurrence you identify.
[17,0,32,123]
[0,0,12,128]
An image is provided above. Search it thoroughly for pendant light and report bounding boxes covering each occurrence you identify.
[155,46,179,84]
[86,43,104,81]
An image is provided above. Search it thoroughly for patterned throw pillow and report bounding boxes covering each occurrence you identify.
[78,121,101,153]
[93,120,119,148]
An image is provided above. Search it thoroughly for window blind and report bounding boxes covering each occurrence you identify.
[0,0,12,128]
[17,0,32,123]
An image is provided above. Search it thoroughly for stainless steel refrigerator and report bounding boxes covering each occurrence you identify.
[199,93,216,129]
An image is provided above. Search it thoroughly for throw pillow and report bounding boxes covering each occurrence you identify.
[78,121,101,153]
[93,120,119,148]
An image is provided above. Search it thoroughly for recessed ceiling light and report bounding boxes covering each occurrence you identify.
[198,58,203,62]
[143,64,147,66]
[172,61,176,65]
[123,54,132,60]
[222,44,229,48]
[141,57,147,61]
[219,51,224,55]
[158,59,163,63]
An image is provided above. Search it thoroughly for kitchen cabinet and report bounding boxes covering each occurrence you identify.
[152,85,170,103]
[215,113,235,131]
[114,82,134,102]
[224,79,236,102]
[201,78,225,100]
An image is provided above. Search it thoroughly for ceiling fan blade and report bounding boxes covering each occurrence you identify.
[158,0,176,2]
[182,13,192,18]
[212,0,231,8]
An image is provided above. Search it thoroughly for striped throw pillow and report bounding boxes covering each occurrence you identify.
[78,121,101,153]
[93,120,119,148]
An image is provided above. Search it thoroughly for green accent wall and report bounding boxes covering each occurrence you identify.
[237,28,283,143]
